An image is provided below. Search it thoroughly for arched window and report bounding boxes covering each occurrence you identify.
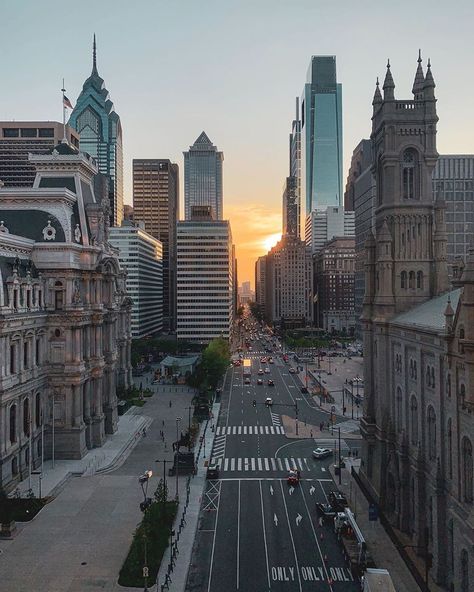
[426,365,432,387]
[446,373,451,398]
[461,549,469,592]
[410,396,418,445]
[35,393,41,428]
[409,271,415,289]
[402,148,417,199]
[409,359,413,378]
[459,327,465,353]
[54,281,64,310]
[462,437,473,502]
[416,271,423,289]
[9,405,17,444]
[460,383,466,405]
[377,156,384,206]
[431,367,435,388]
[396,387,403,432]
[401,271,407,289]
[413,360,417,380]
[427,406,436,460]
[23,398,30,436]
[447,418,453,479]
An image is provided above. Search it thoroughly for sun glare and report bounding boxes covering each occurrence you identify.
[263,233,281,252]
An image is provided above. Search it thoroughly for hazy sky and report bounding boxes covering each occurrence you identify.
[1,0,473,285]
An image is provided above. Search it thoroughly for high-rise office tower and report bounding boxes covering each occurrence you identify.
[289,97,302,235]
[132,159,179,330]
[68,36,124,227]
[184,132,223,221]
[0,122,79,186]
[301,56,343,215]
[282,176,300,238]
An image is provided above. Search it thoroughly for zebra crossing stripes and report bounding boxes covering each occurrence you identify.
[270,412,282,427]
[313,438,349,451]
[215,425,285,435]
[216,457,311,472]
[211,434,226,460]
[332,419,360,434]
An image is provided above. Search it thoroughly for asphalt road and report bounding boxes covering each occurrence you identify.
[186,338,360,592]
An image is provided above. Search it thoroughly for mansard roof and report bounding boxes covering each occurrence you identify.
[392,288,462,331]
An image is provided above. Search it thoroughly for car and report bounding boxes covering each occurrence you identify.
[301,386,308,394]
[258,368,264,375]
[328,490,348,511]
[265,397,273,406]
[287,469,300,485]
[233,360,241,367]
[289,367,297,374]
[206,463,219,479]
[257,378,263,385]
[312,447,332,459]
[269,357,274,364]
[264,367,270,374]
[267,379,274,386]
[315,502,336,519]
[244,377,251,385]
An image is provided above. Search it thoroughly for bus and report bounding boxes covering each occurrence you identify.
[243,359,251,378]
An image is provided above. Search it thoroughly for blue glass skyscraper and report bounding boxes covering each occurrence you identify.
[68,36,123,226]
[301,56,343,215]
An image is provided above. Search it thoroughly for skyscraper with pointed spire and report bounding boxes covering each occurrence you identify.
[183,132,223,220]
[68,35,124,226]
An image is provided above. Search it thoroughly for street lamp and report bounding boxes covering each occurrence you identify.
[138,470,153,592]
[175,417,182,499]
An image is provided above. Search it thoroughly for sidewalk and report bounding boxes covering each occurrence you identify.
[329,459,443,592]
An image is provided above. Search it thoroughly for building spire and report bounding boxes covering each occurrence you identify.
[383,59,395,100]
[412,49,425,98]
[92,33,98,75]
[372,76,382,106]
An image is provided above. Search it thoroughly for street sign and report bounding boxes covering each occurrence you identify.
[369,503,378,521]
[331,405,336,412]
[143,567,149,577]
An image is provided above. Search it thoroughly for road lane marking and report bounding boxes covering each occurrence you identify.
[237,458,242,471]
[284,458,290,471]
[273,513,278,526]
[259,481,271,589]
[231,458,235,471]
[237,480,241,589]
[258,458,263,471]
[224,458,229,471]
[251,458,256,471]
[207,479,223,592]
[277,458,283,470]
[279,481,303,592]
[295,513,302,526]
[243,426,247,435]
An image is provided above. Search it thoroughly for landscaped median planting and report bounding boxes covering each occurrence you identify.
[118,482,178,588]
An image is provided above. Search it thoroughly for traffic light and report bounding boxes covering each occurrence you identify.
[253,400,257,407]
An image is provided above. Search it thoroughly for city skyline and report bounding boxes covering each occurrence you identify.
[1,0,473,284]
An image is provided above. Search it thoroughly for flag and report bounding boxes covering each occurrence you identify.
[63,95,74,110]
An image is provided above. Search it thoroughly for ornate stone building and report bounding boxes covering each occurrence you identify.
[0,141,132,493]
[360,55,473,591]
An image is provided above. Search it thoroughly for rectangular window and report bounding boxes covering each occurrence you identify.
[36,338,41,365]
[38,128,54,138]
[10,344,16,374]
[23,341,29,369]
[3,127,19,137]
[20,128,37,137]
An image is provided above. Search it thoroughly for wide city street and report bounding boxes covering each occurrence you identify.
[186,331,361,592]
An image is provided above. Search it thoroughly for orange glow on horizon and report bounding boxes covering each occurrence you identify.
[263,233,281,252]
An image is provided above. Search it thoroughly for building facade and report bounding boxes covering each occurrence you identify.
[0,122,79,187]
[360,57,473,590]
[109,222,163,338]
[264,235,313,328]
[301,55,343,215]
[68,36,124,227]
[184,132,223,221]
[305,206,355,255]
[255,255,267,316]
[0,142,132,492]
[132,159,179,331]
[314,236,355,334]
[283,176,300,238]
[176,219,233,343]
[345,139,374,337]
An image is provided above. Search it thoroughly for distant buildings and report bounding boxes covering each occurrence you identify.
[255,256,267,315]
[132,159,179,330]
[0,122,79,187]
[184,132,223,221]
[109,221,163,338]
[123,204,134,221]
[314,236,355,334]
[176,218,234,343]
[238,281,254,305]
[0,141,132,492]
[301,56,343,215]
[305,206,355,255]
[68,36,124,227]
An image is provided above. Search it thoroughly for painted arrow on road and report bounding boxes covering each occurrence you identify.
[274,513,278,526]
[296,513,302,526]
[269,485,274,495]
[309,486,315,496]
[289,486,295,495]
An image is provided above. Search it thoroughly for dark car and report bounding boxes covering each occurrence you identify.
[316,503,336,519]
[267,379,274,386]
[301,386,308,394]
[328,490,348,511]
[206,463,219,479]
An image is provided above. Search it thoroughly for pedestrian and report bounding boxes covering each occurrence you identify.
[162,420,165,427]
[319,516,323,527]
[169,400,172,408]
[310,430,313,438]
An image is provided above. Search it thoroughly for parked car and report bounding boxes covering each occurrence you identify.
[328,490,348,511]
[316,502,336,520]
[312,447,332,459]
[206,463,219,479]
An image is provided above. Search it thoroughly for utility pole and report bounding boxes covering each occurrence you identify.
[338,427,342,485]
[294,402,299,436]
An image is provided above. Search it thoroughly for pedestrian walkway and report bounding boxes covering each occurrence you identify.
[332,418,360,434]
[270,411,282,427]
[216,456,312,472]
[210,434,226,462]
[215,425,285,435]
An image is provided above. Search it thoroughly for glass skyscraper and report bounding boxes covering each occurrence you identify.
[68,36,124,226]
[301,56,343,215]
[183,132,223,220]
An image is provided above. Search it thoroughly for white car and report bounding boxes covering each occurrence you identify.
[312,448,332,459]
[265,397,273,407]
[258,368,264,375]
[264,367,270,374]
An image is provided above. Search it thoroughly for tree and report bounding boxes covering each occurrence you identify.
[154,478,168,505]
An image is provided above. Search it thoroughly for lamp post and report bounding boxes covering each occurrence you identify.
[175,417,182,499]
[138,470,153,592]
[184,406,193,451]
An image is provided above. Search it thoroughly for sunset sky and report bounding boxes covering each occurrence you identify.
[1,0,474,286]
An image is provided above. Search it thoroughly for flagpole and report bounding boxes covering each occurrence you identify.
[61,78,66,142]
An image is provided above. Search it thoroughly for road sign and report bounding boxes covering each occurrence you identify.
[143,567,149,577]
[331,405,336,412]
[369,503,378,521]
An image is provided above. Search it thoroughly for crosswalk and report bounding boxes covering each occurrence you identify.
[270,412,282,427]
[215,425,285,435]
[211,434,226,461]
[332,419,360,434]
[313,438,350,452]
[215,456,312,472]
